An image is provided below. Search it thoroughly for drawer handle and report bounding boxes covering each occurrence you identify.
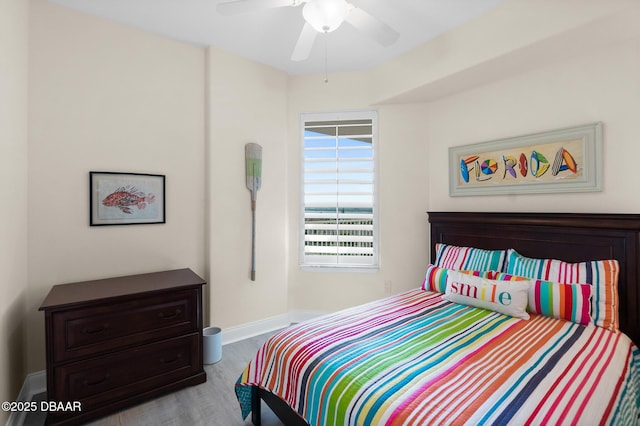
[158,308,182,320]
[82,324,108,335]
[83,374,108,387]
[161,353,183,364]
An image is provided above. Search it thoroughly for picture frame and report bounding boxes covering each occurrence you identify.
[449,122,602,197]
[90,171,165,226]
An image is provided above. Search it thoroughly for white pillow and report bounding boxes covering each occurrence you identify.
[444,270,532,320]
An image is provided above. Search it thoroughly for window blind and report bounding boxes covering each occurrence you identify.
[301,112,378,268]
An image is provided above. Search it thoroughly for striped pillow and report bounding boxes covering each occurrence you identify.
[434,243,507,272]
[494,273,593,325]
[505,249,618,331]
[422,264,486,293]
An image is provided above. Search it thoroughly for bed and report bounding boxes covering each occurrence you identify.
[236,212,640,425]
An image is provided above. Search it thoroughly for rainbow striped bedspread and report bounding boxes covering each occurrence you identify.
[236,289,640,425]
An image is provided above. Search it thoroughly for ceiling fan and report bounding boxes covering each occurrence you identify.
[216,0,400,62]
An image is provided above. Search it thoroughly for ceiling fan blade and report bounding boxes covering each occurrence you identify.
[291,22,318,61]
[345,6,399,47]
[217,0,297,16]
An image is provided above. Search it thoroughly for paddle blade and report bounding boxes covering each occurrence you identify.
[245,143,263,196]
[345,6,399,47]
[217,0,296,16]
[291,22,318,62]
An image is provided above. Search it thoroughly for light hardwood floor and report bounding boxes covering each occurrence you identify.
[23,330,285,426]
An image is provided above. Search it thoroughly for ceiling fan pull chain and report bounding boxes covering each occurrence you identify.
[324,32,329,83]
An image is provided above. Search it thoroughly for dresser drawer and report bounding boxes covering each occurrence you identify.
[50,333,201,413]
[51,289,199,362]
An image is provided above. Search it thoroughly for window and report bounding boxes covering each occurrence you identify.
[300,111,378,269]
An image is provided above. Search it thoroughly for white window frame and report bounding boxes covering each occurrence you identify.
[299,110,379,271]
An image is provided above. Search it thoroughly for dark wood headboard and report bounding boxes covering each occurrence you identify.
[428,212,640,346]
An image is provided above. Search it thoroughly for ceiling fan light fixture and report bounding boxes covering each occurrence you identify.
[302,0,349,33]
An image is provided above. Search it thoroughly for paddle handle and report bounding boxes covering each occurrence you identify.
[251,198,256,281]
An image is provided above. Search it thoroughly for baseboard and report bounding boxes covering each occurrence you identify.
[220,310,328,346]
[221,313,291,346]
[6,370,46,426]
[289,310,329,324]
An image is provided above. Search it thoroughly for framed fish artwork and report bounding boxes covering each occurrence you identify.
[449,122,602,196]
[90,171,166,225]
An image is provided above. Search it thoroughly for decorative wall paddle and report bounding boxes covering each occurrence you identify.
[245,143,262,281]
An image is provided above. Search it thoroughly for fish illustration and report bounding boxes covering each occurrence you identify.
[102,186,155,214]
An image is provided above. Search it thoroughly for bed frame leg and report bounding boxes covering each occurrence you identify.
[251,386,262,426]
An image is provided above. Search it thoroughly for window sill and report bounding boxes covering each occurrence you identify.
[300,265,379,273]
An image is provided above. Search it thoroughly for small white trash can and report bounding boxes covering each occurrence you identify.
[203,326,222,364]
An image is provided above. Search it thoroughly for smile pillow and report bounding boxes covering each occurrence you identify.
[444,270,532,320]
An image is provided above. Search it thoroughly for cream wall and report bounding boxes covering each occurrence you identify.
[206,47,289,329]
[372,0,640,104]
[424,36,640,213]
[287,73,430,312]
[404,0,640,213]
[0,0,29,419]
[27,0,206,372]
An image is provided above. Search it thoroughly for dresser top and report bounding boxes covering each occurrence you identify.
[39,268,206,311]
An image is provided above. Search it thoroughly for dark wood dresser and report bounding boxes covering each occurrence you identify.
[39,268,207,425]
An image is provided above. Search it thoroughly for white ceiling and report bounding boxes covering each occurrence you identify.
[48,0,506,76]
